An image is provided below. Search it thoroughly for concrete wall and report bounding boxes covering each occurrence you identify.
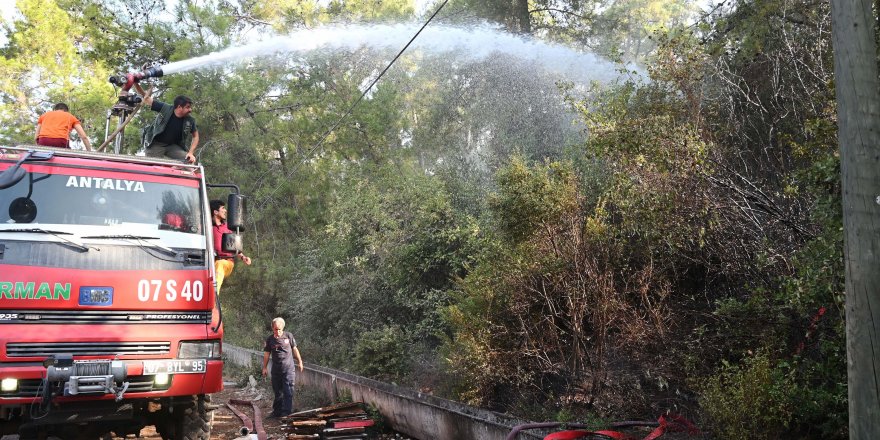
[223,342,259,368]
[223,343,543,440]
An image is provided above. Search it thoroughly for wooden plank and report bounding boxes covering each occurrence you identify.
[322,427,365,435]
[289,402,364,418]
[289,420,327,427]
[333,420,374,429]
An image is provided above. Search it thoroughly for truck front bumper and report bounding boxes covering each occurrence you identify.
[0,359,222,406]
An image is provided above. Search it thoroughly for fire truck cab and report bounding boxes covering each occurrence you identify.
[0,145,238,439]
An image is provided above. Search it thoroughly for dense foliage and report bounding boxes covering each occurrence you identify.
[0,0,851,437]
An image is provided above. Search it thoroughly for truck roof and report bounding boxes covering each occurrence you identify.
[0,144,203,178]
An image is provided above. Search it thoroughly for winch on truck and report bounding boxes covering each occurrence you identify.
[0,142,244,439]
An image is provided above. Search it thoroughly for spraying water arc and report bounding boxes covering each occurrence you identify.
[98,23,634,155]
[147,24,635,85]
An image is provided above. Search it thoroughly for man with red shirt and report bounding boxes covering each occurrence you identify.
[34,103,93,150]
[211,200,251,294]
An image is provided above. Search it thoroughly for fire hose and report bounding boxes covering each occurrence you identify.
[506,414,700,440]
[226,399,268,440]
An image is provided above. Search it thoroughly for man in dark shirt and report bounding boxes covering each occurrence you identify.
[135,83,199,163]
[262,317,304,418]
[211,200,251,294]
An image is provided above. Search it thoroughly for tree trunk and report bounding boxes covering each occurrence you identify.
[514,0,531,34]
[830,0,880,437]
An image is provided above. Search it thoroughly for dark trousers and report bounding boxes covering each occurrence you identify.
[145,141,188,160]
[271,369,296,415]
[37,137,69,148]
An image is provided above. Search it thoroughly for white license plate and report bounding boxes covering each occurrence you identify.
[143,359,206,375]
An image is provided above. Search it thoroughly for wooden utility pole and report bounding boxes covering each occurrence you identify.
[830,0,880,436]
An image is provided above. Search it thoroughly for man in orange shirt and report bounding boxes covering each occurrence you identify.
[34,103,92,150]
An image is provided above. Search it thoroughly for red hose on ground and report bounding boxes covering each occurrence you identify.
[227,399,268,440]
[506,414,700,440]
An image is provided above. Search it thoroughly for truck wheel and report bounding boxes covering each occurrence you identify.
[157,394,214,440]
[17,427,44,440]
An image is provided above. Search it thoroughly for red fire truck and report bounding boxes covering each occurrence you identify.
[0,145,242,439]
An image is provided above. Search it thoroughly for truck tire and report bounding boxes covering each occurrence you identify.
[157,394,214,440]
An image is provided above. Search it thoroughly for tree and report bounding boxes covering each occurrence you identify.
[830,0,880,437]
[0,0,113,145]
[444,0,695,62]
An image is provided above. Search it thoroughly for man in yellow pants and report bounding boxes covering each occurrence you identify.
[211,200,251,293]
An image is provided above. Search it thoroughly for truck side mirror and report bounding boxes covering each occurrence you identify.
[0,167,26,190]
[226,194,246,230]
[0,150,53,189]
[221,232,243,253]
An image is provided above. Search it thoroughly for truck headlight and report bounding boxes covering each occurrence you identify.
[1,378,17,392]
[178,341,221,359]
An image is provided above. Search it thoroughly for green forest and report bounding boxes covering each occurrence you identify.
[0,0,855,438]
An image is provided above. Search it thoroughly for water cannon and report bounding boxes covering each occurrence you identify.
[104,66,162,152]
[108,66,164,92]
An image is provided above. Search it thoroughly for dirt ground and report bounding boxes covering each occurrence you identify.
[122,376,408,440]
[0,379,291,440]
[122,377,291,440]
[206,378,411,440]
[206,378,288,440]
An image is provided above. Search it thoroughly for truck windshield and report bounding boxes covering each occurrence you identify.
[0,170,204,239]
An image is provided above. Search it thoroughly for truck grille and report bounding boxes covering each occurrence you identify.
[0,310,211,324]
[6,342,171,357]
[0,375,166,398]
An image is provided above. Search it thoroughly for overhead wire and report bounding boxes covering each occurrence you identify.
[256,0,452,210]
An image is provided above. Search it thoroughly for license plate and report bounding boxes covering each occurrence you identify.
[143,359,206,375]
[79,287,113,306]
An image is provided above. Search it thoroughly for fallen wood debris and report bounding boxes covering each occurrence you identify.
[290,420,327,427]
[282,402,376,440]
[333,421,374,429]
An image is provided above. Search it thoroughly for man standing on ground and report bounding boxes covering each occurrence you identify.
[211,200,251,294]
[262,317,304,418]
[135,83,199,163]
[34,103,93,150]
